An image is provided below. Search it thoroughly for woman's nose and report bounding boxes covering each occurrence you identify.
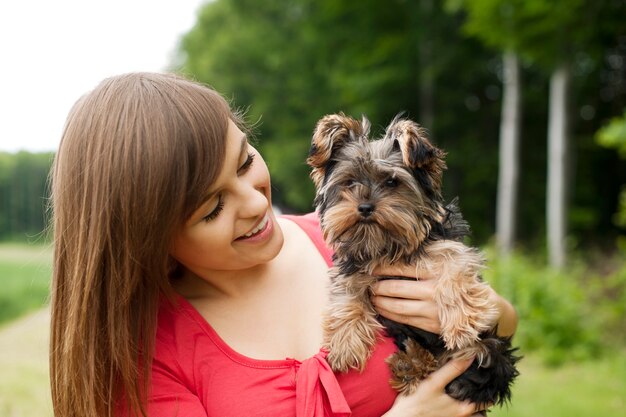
[236,180,268,218]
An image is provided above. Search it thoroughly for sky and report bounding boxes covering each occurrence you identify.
[0,0,208,153]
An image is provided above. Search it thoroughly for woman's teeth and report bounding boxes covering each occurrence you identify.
[241,215,268,238]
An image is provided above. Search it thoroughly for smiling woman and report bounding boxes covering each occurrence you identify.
[169,119,285,278]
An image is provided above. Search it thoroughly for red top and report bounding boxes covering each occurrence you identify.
[143,213,398,417]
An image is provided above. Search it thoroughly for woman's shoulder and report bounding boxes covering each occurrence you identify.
[279,212,333,267]
[154,295,218,355]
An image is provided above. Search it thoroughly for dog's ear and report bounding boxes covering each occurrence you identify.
[385,116,447,196]
[307,113,369,188]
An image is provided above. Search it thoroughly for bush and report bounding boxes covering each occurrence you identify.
[482,247,626,366]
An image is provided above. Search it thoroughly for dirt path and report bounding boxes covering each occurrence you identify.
[0,307,53,417]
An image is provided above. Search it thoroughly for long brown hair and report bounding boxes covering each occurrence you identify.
[50,73,236,417]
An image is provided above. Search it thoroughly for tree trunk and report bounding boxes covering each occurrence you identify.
[547,64,570,269]
[496,51,521,255]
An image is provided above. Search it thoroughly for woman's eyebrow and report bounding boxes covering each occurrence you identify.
[237,134,248,162]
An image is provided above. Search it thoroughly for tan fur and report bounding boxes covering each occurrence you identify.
[419,241,499,350]
[383,118,447,192]
[308,113,370,189]
[323,271,382,372]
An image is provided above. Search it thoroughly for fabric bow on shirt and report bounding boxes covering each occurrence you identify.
[295,349,352,417]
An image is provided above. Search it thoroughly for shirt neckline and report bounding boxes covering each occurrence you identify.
[175,294,308,368]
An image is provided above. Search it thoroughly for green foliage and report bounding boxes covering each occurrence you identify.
[597,110,626,157]
[484,247,626,365]
[0,152,54,241]
[450,0,622,70]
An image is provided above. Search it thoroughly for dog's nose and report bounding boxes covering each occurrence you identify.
[358,203,375,217]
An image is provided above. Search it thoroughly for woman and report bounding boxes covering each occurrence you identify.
[50,72,517,417]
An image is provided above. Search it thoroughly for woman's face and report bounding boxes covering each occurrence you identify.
[169,120,284,276]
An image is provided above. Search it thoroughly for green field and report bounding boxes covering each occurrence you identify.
[491,353,626,417]
[0,243,53,416]
[0,243,625,416]
[0,242,52,325]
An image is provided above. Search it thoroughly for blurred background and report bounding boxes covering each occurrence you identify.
[1,0,625,416]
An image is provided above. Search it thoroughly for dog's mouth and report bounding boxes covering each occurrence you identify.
[334,216,382,243]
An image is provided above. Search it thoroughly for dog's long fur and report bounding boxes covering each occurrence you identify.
[308,113,520,409]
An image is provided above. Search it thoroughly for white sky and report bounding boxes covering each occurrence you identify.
[0,0,208,153]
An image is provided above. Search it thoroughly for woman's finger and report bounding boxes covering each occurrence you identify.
[374,305,441,333]
[373,264,438,280]
[371,278,434,300]
[371,295,434,319]
[427,357,475,391]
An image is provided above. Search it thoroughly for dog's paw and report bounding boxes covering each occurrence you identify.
[438,281,499,350]
[387,339,438,395]
[324,315,382,372]
[326,345,365,373]
[325,327,376,372]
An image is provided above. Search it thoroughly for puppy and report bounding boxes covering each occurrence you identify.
[307,113,519,409]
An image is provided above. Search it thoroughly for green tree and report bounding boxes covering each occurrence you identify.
[0,152,53,240]
[452,0,626,266]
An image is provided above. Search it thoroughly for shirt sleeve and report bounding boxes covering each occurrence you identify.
[142,355,209,417]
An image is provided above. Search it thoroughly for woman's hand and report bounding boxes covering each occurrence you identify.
[382,357,489,417]
[371,266,441,334]
[371,264,518,337]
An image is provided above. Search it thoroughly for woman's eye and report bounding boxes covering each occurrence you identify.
[385,178,398,188]
[202,196,224,222]
[238,152,255,174]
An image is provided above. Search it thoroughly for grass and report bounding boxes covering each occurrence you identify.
[491,353,626,417]
[0,242,52,416]
[0,242,52,325]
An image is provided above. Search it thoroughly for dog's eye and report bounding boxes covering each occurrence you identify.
[385,178,398,188]
[344,179,357,187]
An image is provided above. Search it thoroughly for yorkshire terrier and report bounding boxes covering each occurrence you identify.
[307,113,520,410]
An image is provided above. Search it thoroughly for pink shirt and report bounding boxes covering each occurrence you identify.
[144,213,398,417]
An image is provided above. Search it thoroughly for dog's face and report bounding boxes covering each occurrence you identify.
[308,114,447,264]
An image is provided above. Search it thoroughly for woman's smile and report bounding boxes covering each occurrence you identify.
[236,213,273,242]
